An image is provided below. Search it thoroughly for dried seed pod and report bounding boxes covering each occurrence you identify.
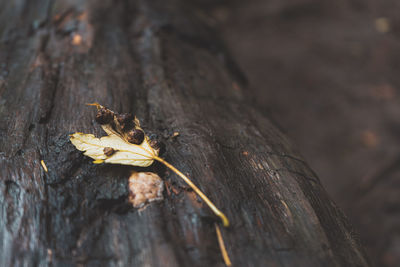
[116,113,133,123]
[116,113,134,130]
[103,147,115,156]
[128,172,164,209]
[95,108,114,124]
[127,128,144,144]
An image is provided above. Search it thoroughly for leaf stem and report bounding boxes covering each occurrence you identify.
[154,156,230,227]
[215,223,232,266]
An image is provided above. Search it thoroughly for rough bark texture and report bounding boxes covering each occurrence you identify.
[0,0,369,266]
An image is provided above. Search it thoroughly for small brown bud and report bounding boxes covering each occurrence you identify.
[95,108,114,124]
[116,113,133,124]
[116,113,134,130]
[103,147,115,156]
[127,128,144,144]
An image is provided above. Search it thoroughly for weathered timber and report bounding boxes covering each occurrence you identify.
[0,0,369,266]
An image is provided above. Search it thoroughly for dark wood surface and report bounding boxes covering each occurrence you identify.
[217,1,400,266]
[0,0,369,266]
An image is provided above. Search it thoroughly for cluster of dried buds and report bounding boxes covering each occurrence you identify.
[94,105,161,152]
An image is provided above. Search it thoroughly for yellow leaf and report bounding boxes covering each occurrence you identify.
[70,133,158,167]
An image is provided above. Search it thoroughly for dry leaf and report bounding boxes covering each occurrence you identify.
[70,133,158,167]
[69,103,229,227]
[70,103,159,167]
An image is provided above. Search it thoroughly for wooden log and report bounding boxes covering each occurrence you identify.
[0,0,369,266]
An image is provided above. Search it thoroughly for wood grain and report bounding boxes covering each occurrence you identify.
[0,0,369,266]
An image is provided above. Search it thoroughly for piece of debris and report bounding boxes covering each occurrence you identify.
[371,84,395,100]
[232,82,241,91]
[47,248,53,263]
[170,185,181,195]
[71,33,82,45]
[361,130,379,148]
[375,17,390,33]
[41,160,48,172]
[128,172,164,209]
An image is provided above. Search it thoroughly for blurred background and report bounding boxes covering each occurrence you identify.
[208,0,400,266]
